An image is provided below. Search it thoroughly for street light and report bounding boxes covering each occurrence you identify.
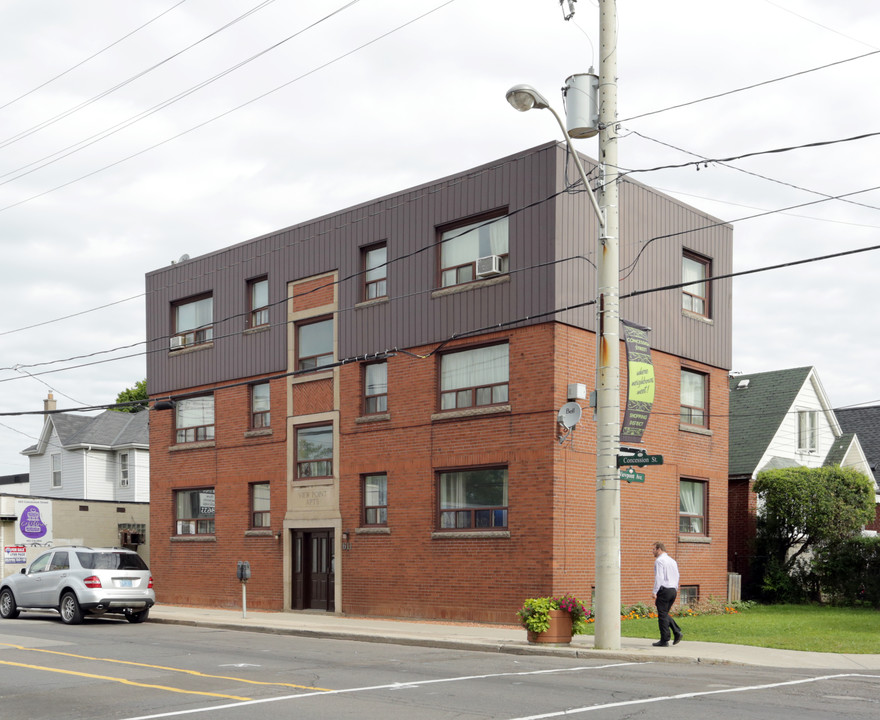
[505,85,603,223]
[507,75,622,651]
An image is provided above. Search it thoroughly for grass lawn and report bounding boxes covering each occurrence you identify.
[584,605,880,653]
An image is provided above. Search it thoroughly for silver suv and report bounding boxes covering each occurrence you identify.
[0,546,155,625]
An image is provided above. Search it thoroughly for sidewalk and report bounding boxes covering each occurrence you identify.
[149,604,880,670]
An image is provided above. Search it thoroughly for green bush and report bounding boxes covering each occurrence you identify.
[813,536,880,607]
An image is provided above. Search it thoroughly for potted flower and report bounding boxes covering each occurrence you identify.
[517,594,591,644]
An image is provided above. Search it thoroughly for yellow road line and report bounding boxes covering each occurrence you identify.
[0,642,330,692]
[0,660,252,701]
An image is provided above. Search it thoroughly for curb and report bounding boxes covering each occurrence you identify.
[148,616,731,667]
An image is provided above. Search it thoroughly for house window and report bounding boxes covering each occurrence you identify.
[119,453,129,488]
[680,369,707,427]
[249,277,269,328]
[440,344,509,410]
[297,318,333,371]
[439,214,509,287]
[682,251,710,317]
[363,243,387,300]
[175,488,215,535]
[172,294,213,348]
[364,362,387,414]
[798,410,818,451]
[680,585,699,606]
[438,468,508,530]
[363,473,387,525]
[251,483,270,528]
[251,382,270,428]
[680,479,706,534]
[175,396,215,443]
[51,453,61,488]
[296,425,333,478]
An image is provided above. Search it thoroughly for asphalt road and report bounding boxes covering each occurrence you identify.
[1,613,878,720]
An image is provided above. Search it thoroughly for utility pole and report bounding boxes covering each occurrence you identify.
[593,0,621,651]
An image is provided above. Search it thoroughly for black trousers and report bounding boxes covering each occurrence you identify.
[656,586,681,642]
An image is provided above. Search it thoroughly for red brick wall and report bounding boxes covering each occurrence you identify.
[337,322,729,623]
[149,377,287,609]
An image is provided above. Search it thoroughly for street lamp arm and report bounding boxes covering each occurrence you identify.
[505,84,604,225]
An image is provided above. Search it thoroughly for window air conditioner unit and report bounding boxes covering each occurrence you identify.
[476,254,503,278]
[170,336,185,349]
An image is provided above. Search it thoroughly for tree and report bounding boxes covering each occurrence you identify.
[114,379,148,413]
[753,465,875,573]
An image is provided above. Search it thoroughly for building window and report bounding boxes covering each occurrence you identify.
[364,362,387,414]
[682,251,710,317]
[251,382,270,428]
[296,425,333,478]
[439,214,509,287]
[440,344,509,410]
[363,473,387,525]
[51,453,61,488]
[297,318,333,371]
[680,369,707,427]
[680,479,706,534]
[680,585,699,605]
[175,488,215,535]
[249,277,269,328]
[175,396,215,443]
[438,468,508,530]
[171,294,213,348]
[119,453,129,488]
[363,243,387,300]
[251,483,270,528]
[798,410,818,451]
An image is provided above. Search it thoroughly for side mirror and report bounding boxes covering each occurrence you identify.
[20,568,26,574]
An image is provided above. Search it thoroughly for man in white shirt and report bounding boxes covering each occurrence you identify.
[651,541,683,647]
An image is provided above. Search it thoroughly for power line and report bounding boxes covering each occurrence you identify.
[627,129,880,215]
[619,130,880,179]
[621,182,880,279]
[0,0,190,113]
[618,48,880,125]
[0,0,456,215]
[3,235,878,393]
[0,0,362,188]
[0,0,281,151]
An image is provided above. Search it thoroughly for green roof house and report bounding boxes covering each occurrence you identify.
[727,366,874,591]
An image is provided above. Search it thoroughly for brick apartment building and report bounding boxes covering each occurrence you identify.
[145,141,732,623]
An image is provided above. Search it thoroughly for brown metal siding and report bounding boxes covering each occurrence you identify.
[146,141,732,396]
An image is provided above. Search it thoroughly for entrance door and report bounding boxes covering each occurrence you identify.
[291,530,334,611]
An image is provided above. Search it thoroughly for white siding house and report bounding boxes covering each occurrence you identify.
[21,394,150,502]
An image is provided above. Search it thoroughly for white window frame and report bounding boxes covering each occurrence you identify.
[119,452,130,488]
[51,453,62,488]
[798,409,818,451]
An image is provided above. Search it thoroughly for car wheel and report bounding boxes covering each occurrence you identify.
[125,608,150,624]
[59,591,83,625]
[0,588,20,619]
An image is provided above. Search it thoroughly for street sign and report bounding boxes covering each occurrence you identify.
[616,451,663,467]
[619,469,645,483]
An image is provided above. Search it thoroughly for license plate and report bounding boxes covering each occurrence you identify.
[117,578,134,588]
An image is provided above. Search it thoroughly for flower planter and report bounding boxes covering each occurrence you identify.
[526,609,572,644]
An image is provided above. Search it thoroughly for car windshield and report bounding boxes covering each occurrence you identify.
[76,552,148,571]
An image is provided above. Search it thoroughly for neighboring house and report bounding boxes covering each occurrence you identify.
[727,367,875,590]
[145,141,734,622]
[21,393,150,502]
[836,405,880,533]
[0,394,152,577]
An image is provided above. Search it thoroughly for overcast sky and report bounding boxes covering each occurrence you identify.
[1,0,879,475]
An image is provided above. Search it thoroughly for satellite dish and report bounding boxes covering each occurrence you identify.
[557,401,582,429]
[178,253,190,262]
